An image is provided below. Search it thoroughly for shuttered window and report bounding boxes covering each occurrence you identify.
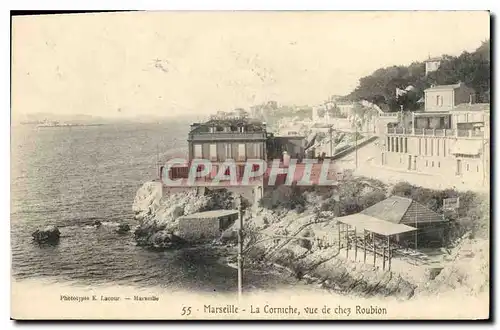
[194,144,202,158]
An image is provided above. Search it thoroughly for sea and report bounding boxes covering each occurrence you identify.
[10,120,303,294]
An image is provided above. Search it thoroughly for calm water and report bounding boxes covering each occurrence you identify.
[11,121,299,293]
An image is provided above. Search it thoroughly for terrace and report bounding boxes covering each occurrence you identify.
[188,118,268,141]
[387,127,484,138]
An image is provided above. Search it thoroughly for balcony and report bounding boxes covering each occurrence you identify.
[387,127,484,139]
[189,131,267,141]
[379,113,399,117]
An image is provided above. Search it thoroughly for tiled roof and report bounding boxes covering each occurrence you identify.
[179,210,238,219]
[451,103,490,112]
[361,195,445,225]
[424,57,442,62]
[424,83,462,91]
[361,196,412,224]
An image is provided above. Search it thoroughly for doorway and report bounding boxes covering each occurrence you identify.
[456,159,462,175]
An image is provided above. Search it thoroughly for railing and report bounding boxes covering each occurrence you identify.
[189,132,267,140]
[387,128,484,138]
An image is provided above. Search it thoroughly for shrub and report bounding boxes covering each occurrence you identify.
[259,185,307,212]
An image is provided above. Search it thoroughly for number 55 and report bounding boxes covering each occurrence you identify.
[181,306,192,316]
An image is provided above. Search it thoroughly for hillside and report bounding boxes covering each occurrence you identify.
[344,40,490,111]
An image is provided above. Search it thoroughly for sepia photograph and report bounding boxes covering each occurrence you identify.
[10,10,491,320]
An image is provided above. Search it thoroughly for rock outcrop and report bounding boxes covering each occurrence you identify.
[32,225,60,244]
[134,223,187,250]
[116,223,130,234]
[415,236,489,297]
[132,182,239,248]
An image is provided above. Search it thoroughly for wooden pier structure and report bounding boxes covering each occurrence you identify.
[336,213,418,271]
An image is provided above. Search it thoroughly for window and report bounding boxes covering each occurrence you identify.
[443,139,446,157]
[404,138,408,153]
[209,144,217,161]
[438,162,440,168]
[426,160,428,167]
[395,137,399,152]
[418,139,422,155]
[253,143,260,159]
[424,139,428,155]
[225,143,232,159]
[466,164,470,171]
[387,137,390,151]
[477,165,479,172]
[432,161,434,167]
[399,138,403,153]
[194,144,202,158]
[430,138,433,156]
[436,95,443,107]
[437,139,440,156]
[238,144,246,161]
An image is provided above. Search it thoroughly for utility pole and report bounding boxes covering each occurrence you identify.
[156,143,161,179]
[355,123,358,169]
[237,194,244,302]
[414,208,418,250]
[329,127,333,157]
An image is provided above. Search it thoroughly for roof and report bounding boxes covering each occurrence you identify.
[361,195,412,224]
[451,103,490,112]
[178,210,239,219]
[413,111,451,116]
[360,195,446,225]
[337,213,417,236]
[424,57,442,62]
[424,83,464,92]
[450,140,483,156]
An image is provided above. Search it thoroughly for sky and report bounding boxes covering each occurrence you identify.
[12,11,490,118]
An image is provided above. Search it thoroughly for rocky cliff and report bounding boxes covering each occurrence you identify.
[132,181,489,300]
[132,182,240,249]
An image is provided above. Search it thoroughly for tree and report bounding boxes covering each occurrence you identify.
[344,40,490,109]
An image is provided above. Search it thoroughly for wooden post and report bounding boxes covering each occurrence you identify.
[387,236,391,271]
[363,230,367,263]
[345,224,349,259]
[388,247,392,271]
[382,247,386,271]
[338,222,341,249]
[354,227,358,261]
[373,233,376,268]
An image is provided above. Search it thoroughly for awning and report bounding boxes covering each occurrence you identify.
[450,140,483,155]
[337,213,417,236]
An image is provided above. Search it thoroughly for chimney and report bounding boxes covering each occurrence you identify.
[469,94,476,105]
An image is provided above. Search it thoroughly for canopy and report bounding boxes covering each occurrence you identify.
[337,213,417,236]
